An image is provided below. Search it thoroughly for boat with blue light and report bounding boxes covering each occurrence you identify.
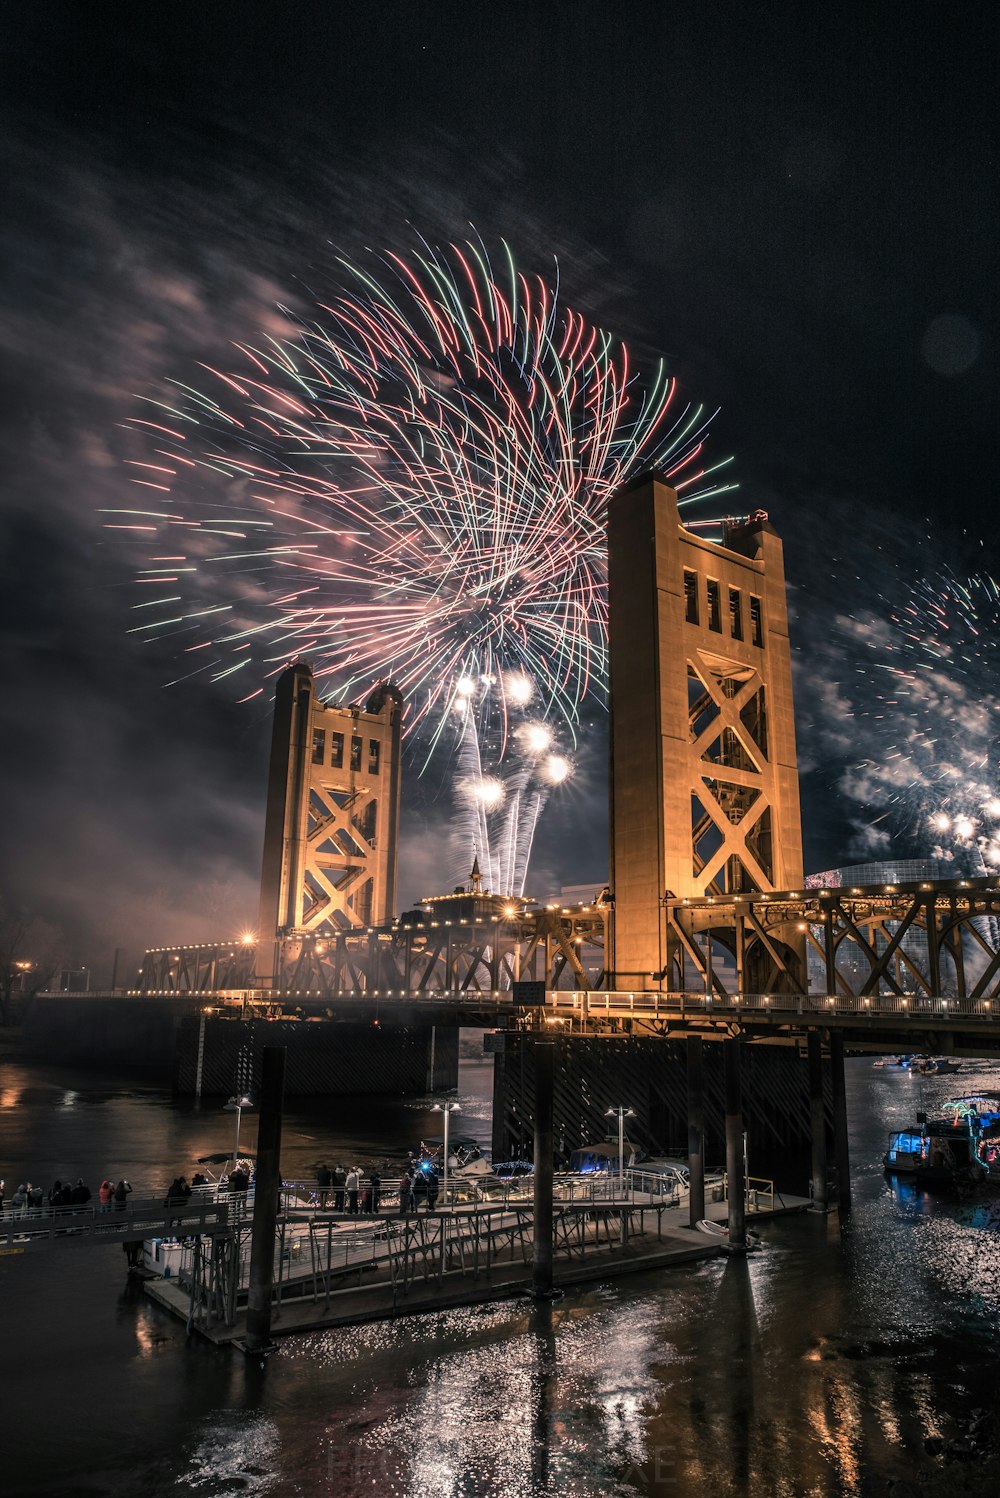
[883,1110,988,1188]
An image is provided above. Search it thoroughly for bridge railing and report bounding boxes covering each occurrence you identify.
[543,990,996,1023]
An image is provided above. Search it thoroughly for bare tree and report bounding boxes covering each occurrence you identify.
[0,906,63,1025]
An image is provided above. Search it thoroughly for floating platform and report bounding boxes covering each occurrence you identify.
[143,1193,810,1344]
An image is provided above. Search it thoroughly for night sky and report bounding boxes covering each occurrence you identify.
[1,4,996,982]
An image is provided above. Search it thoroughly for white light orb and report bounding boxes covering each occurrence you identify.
[505,672,533,706]
[985,798,1000,819]
[544,755,571,785]
[954,816,976,840]
[519,722,552,754]
[929,812,951,833]
[456,675,477,696]
[474,777,505,809]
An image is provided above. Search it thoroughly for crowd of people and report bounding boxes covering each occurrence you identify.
[5,1143,482,1225]
[315,1161,446,1214]
[0,1176,132,1217]
[315,1163,383,1213]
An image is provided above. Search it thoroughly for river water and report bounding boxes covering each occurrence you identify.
[1,1053,999,1497]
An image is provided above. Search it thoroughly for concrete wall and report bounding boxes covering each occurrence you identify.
[23,994,202,1079]
[174,1016,459,1096]
[22,994,459,1097]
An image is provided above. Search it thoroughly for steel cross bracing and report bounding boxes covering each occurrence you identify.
[133,878,1000,1050]
[663,875,1000,1001]
[140,905,608,998]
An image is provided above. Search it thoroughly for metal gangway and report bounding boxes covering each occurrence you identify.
[0,1193,237,1252]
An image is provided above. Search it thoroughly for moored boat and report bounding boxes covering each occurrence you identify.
[883,1112,988,1187]
[696,1218,762,1248]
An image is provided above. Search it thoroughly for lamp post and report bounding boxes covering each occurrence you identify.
[605,1106,636,1197]
[431,1101,462,1207]
[223,1093,255,1170]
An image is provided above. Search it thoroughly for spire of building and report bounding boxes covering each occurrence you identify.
[470,855,483,894]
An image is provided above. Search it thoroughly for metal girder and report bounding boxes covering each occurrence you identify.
[139,908,606,999]
[666,876,1000,1002]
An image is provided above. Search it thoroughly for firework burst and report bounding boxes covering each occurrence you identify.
[833,569,1000,870]
[454,673,574,895]
[110,238,736,766]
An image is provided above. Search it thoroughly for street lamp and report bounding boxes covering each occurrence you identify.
[431,1101,462,1206]
[223,1092,255,1170]
[605,1106,636,1197]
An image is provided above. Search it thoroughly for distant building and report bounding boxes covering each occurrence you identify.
[552,883,607,907]
[805,858,944,889]
[56,968,90,993]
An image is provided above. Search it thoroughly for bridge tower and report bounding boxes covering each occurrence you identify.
[607,473,803,987]
[255,661,403,987]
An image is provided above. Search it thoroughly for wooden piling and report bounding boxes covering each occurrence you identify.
[686,1034,706,1227]
[724,1037,746,1252]
[807,1030,828,1212]
[532,1040,555,1297]
[244,1045,286,1352]
[830,1030,851,1211]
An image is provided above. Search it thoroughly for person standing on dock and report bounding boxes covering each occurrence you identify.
[425,1168,439,1211]
[114,1179,132,1211]
[399,1168,413,1215]
[332,1164,346,1212]
[99,1179,114,1213]
[369,1170,381,1213]
[317,1163,331,1209]
[345,1166,360,1214]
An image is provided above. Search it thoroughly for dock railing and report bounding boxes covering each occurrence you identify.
[720,1173,779,1212]
[0,1194,235,1247]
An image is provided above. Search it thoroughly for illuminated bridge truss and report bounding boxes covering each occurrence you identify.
[665,875,1000,1002]
[139,906,608,999]
[138,878,1000,1040]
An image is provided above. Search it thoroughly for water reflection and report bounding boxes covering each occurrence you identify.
[2,1056,1000,1497]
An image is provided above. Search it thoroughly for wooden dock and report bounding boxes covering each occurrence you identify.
[143,1193,810,1344]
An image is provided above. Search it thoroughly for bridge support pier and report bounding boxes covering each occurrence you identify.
[686,1035,706,1227]
[724,1038,747,1252]
[807,1031,829,1212]
[829,1031,851,1212]
[243,1045,286,1354]
[532,1041,555,1297]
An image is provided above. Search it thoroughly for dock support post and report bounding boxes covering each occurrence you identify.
[829,1030,851,1211]
[686,1035,706,1227]
[532,1040,555,1297]
[724,1037,746,1252]
[807,1031,828,1212]
[244,1045,286,1353]
[194,1010,206,1102]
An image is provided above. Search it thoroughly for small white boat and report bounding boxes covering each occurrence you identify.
[696,1218,762,1248]
[696,1217,727,1237]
